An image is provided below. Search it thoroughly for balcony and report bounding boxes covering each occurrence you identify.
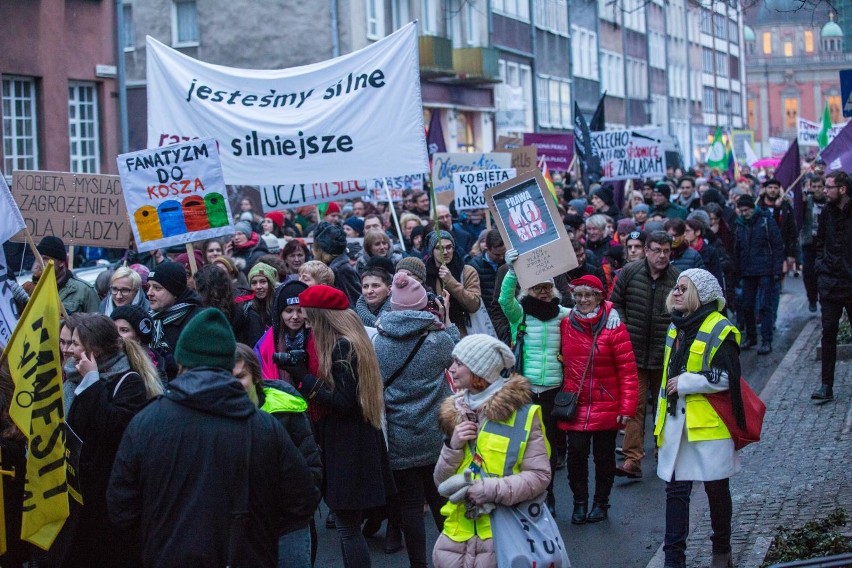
[452,47,501,84]
[419,35,454,78]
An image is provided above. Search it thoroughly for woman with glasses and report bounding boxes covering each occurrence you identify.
[424,231,481,337]
[99,266,150,316]
[558,275,638,526]
[654,269,743,568]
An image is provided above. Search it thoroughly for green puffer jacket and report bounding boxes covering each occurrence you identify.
[498,271,569,389]
[609,259,680,370]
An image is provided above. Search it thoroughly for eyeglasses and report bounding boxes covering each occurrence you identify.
[110,286,134,296]
[437,245,454,252]
[530,284,553,293]
[647,247,671,256]
[672,284,689,295]
[573,292,598,299]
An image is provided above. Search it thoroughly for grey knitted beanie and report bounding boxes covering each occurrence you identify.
[679,268,725,311]
[452,334,515,383]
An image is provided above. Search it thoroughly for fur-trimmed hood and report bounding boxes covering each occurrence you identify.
[439,374,532,436]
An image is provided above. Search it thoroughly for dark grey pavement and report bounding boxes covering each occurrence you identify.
[314,276,830,567]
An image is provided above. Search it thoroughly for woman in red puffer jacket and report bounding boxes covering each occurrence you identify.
[558,274,638,526]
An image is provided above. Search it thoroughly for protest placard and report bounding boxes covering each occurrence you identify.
[9,171,130,247]
[591,127,665,181]
[363,175,424,202]
[453,168,516,211]
[117,137,234,252]
[496,136,524,150]
[485,171,577,289]
[496,146,538,174]
[260,181,370,210]
[796,117,847,147]
[431,152,512,194]
[769,137,789,157]
[147,23,427,186]
[523,133,574,171]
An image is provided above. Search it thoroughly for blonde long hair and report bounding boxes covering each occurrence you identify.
[75,314,164,399]
[302,307,383,429]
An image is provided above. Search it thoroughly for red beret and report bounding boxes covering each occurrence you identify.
[570,275,604,293]
[299,284,349,310]
[325,201,341,215]
[265,210,285,229]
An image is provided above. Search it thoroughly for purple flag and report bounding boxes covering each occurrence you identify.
[774,140,803,227]
[426,110,446,164]
[820,119,852,173]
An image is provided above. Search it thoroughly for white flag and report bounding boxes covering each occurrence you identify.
[0,247,21,348]
[744,139,759,167]
[0,174,26,244]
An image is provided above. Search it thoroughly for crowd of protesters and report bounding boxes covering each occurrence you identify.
[0,159,848,568]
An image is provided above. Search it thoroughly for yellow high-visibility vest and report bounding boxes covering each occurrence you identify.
[654,311,740,446]
[441,403,546,542]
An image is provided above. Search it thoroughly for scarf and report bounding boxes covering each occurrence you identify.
[463,376,508,411]
[520,295,560,322]
[666,302,717,417]
[567,304,606,336]
[234,232,260,252]
[151,301,195,349]
[354,295,391,327]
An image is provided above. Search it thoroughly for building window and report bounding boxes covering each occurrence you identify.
[123,3,135,51]
[2,76,39,174]
[699,9,712,35]
[762,32,771,55]
[623,0,646,33]
[804,30,814,53]
[729,55,740,80]
[366,0,385,39]
[828,95,842,123]
[626,58,647,99]
[392,0,410,31]
[784,98,798,129]
[571,26,598,80]
[536,75,571,128]
[421,0,439,35]
[728,17,739,44]
[172,0,199,46]
[464,1,480,45]
[703,87,716,112]
[535,0,568,36]
[747,98,756,131]
[702,48,714,74]
[713,13,726,39]
[493,0,529,23]
[649,32,666,70]
[715,51,729,77]
[68,83,100,174]
[600,51,624,98]
[597,0,621,25]
[456,111,475,152]
[783,40,793,57]
[537,76,550,127]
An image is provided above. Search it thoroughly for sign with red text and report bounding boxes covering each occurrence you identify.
[10,171,130,247]
[146,23,427,185]
[485,171,577,289]
[117,138,234,252]
[591,127,665,181]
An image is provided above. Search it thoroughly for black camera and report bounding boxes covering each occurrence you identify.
[272,350,306,367]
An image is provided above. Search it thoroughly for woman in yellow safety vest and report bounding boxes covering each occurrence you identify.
[654,268,746,568]
[432,334,551,568]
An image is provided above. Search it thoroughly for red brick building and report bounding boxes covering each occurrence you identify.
[0,1,121,178]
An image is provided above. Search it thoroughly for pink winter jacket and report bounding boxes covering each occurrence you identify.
[432,374,551,568]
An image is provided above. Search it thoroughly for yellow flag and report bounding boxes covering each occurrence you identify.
[3,261,68,551]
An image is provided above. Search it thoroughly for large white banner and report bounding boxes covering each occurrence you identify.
[797,118,847,147]
[0,174,25,244]
[117,138,235,253]
[592,127,665,181]
[0,247,19,348]
[147,23,428,185]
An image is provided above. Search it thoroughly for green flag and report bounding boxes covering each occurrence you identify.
[706,127,728,171]
[817,103,831,150]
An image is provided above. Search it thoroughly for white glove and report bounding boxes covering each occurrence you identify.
[606,308,621,330]
[505,249,519,271]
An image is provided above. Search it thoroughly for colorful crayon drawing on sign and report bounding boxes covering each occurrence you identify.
[117,138,234,252]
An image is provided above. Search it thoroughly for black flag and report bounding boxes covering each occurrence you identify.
[590,91,606,132]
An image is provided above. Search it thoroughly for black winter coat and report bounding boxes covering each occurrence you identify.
[329,253,362,308]
[63,355,148,568]
[815,198,852,300]
[466,253,503,308]
[734,209,785,277]
[610,259,681,370]
[299,340,395,511]
[758,197,800,260]
[107,367,320,568]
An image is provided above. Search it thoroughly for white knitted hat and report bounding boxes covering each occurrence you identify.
[452,334,515,383]
[679,268,726,311]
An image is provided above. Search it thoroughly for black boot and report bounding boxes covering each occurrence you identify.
[546,492,556,516]
[811,384,834,401]
[586,502,609,523]
[571,500,588,525]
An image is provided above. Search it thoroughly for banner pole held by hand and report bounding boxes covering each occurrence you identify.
[384,178,406,253]
[185,243,198,275]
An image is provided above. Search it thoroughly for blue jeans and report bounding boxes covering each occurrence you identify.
[664,478,732,567]
[740,275,778,343]
[278,527,311,568]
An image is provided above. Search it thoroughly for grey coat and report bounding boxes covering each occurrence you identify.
[374,310,455,470]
